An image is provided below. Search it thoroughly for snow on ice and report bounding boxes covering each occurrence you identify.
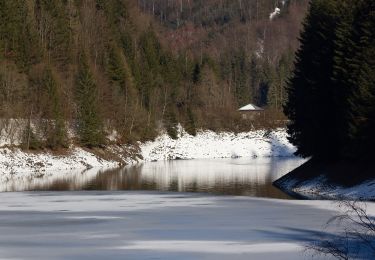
[0,191,358,260]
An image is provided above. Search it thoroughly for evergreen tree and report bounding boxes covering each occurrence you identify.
[192,63,201,84]
[232,51,249,107]
[335,0,375,159]
[185,107,197,136]
[164,105,178,139]
[43,68,68,149]
[284,0,341,159]
[75,54,105,147]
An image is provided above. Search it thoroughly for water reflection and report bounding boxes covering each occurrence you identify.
[1,158,305,199]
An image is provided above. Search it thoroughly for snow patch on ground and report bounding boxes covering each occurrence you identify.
[140,128,296,162]
[277,175,375,201]
[270,7,281,20]
[0,147,120,182]
[1,127,297,181]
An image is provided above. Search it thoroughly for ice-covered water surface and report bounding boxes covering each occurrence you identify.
[0,157,306,199]
[0,191,343,260]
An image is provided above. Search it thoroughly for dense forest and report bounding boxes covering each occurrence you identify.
[285,0,375,161]
[0,0,308,149]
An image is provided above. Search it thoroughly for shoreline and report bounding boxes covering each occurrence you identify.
[273,159,375,201]
[0,128,296,181]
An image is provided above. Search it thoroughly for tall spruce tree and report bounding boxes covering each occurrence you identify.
[339,0,375,159]
[43,68,68,149]
[284,0,341,159]
[75,53,104,147]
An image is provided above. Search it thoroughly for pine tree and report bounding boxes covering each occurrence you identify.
[164,105,178,139]
[43,68,68,149]
[75,53,104,147]
[192,63,201,84]
[337,0,375,159]
[185,107,197,136]
[284,0,341,159]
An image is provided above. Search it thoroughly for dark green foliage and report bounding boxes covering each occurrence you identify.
[0,0,40,70]
[185,107,197,136]
[95,0,105,10]
[22,126,43,150]
[43,69,68,149]
[333,0,375,159]
[107,46,127,87]
[265,52,294,111]
[35,0,71,66]
[75,54,105,148]
[232,51,249,107]
[192,63,201,84]
[285,0,375,161]
[284,0,340,159]
[0,0,308,150]
[164,106,178,139]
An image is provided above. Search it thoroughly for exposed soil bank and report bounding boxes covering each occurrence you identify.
[274,159,375,200]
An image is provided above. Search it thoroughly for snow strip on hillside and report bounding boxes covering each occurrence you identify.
[140,127,296,162]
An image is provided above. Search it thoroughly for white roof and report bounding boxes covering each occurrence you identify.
[238,104,263,111]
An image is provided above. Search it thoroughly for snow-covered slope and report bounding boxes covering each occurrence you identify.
[140,128,296,162]
[276,175,375,201]
[0,147,120,182]
[1,128,297,180]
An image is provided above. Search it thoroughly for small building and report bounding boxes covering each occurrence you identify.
[238,104,264,120]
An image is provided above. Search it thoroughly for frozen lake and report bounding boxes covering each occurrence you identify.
[2,158,371,259]
[0,191,341,260]
[1,157,305,199]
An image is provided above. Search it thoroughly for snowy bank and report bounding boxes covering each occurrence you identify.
[0,147,121,182]
[140,128,296,162]
[274,159,375,201]
[277,176,375,201]
[1,128,297,180]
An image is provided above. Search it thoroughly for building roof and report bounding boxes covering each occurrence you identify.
[238,104,264,111]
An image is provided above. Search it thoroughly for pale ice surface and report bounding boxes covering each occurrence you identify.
[0,191,357,260]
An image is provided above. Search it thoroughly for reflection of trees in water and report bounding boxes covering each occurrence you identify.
[137,158,302,198]
[3,158,304,199]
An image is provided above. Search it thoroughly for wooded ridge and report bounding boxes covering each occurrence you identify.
[0,0,308,149]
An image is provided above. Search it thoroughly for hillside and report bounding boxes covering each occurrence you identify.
[0,0,308,149]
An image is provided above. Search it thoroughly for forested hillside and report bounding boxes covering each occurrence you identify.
[0,0,308,149]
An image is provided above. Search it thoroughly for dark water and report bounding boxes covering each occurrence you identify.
[1,157,305,199]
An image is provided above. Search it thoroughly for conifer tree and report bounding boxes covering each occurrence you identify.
[75,53,104,147]
[284,0,341,159]
[43,68,68,149]
[164,105,178,139]
[192,63,201,84]
[336,0,375,159]
[185,107,197,136]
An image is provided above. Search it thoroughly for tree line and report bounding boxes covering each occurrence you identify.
[285,0,375,161]
[0,0,308,149]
